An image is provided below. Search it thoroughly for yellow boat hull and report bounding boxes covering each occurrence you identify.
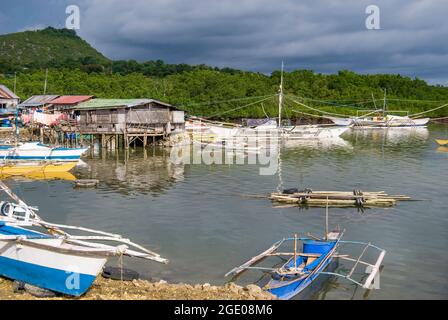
[436,139,448,146]
[0,162,77,175]
[0,171,77,181]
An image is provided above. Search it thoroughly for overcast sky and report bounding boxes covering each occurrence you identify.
[1,0,447,84]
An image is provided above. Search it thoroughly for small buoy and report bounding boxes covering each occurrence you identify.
[102,266,139,281]
[74,179,99,188]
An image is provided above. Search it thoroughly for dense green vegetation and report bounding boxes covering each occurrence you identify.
[0,27,242,76]
[1,28,447,119]
[0,27,109,73]
[2,69,447,119]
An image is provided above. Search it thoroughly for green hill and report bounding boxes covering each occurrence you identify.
[0,27,447,119]
[0,27,109,72]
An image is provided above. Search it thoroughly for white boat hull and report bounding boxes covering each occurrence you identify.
[353,117,429,127]
[0,226,107,296]
[0,142,88,162]
[207,124,349,140]
[327,117,354,126]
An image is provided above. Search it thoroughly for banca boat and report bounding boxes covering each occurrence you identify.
[328,115,429,128]
[436,139,448,146]
[226,210,386,300]
[0,161,78,175]
[0,142,88,162]
[0,181,168,296]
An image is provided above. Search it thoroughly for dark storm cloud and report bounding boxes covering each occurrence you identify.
[1,0,447,84]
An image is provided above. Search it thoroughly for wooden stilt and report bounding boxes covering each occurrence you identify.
[102,134,106,150]
[124,134,129,150]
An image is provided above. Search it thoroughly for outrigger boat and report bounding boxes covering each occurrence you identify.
[226,208,386,300]
[0,142,88,162]
[0,161,78,175]
[0,181,168,296]
[0,171,77,181]
[352,114,429,128]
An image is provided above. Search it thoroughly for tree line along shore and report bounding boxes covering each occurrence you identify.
[1,68,447,121]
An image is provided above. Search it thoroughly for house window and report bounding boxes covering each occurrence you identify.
[0,104,7,109]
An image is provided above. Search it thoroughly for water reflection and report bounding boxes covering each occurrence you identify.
[74,148,185,196]
[437,146,448,153]
[282,136,353,150]
[351,127,429,145]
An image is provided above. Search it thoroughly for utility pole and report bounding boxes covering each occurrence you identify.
[43,68,48,94]
[13,72,17,94]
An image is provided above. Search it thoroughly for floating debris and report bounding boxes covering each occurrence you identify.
[269,189,412,208]
[74,179,100,188]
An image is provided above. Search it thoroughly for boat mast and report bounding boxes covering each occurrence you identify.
[383,88,387,116]
[278,62,284,128]
[14,72,19,145]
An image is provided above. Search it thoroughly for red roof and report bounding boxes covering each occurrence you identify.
[50,95,94,105]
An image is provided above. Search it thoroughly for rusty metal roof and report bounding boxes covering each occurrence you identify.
[50,95,94,105]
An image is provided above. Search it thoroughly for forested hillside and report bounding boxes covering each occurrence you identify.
[1,28,447,119]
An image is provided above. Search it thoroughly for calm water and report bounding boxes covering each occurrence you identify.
[4,125,448,299]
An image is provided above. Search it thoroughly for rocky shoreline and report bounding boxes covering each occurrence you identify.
[0,277,276,300]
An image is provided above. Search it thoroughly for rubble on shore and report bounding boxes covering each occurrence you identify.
[0,277,276,300]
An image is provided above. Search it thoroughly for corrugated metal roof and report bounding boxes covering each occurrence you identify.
[18,95,59,108]
[0,84,19,99]
[72,98,177,110]
[50,95,94,105]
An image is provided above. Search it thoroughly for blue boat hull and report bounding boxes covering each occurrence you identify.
[0,224,106,296]
[267,257,335,300]
[0,255,97,296]
[267,239,338,300]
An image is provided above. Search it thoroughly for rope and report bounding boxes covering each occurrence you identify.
[285,96,352,117]
[260,103,269,119]
[204,95,276,119]
[119,252,124,297]
[387,98,448,103]
[291,95,375,108]
[283,99,328,119]
[178,94,276,108]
